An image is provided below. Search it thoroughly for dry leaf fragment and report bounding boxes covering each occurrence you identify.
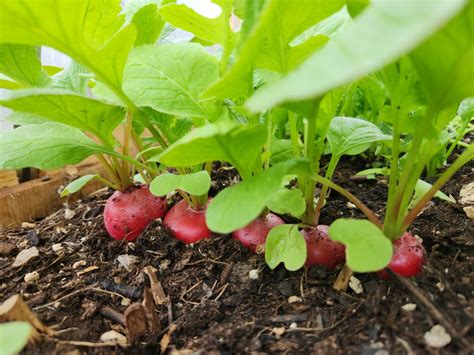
[77,266,99,275]
[24,271,40,283]
[124,303,148,344]
[160,324,177,353]
[12,247,39,267]
[143,266,168,305]
[117,255,140,272]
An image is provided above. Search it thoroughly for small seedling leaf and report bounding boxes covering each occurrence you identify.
[328,219,392,272]
[267,188,306,217]
[61,174,98,197]
[0,322,32,355]
[206,159,308,233]
[265,224,307,271]
[150,171,211,197]
[409,179,456,209]
[327,117,392,158]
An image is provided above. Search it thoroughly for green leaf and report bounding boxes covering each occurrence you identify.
[328,219,392,272]
[347,0,370,18]
[409,179,456,209]
[246,0,467,112]
[155,123,267,179]
[132,3,165,46]
[4,112,48,126]
[409,1,474,111]
[159,0,235,46]
[206,159,308,233]
[61,175,99,197]
[267,188,306,217]
[0,44,50,87]
[327,117,391,158]
[204,0,344,99]
[0,322,32,355]
[0,89,124,141]
[51,61,89,95]
[0,123,108,170]
[123,43,219,117]
[265,224,307,271]
[0,0,136,91]
[150,171,211,196]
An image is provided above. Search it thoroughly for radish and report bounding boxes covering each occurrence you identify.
[378,232,426,278]
[104,185,168,241]
[302,225,346,269]
[163,199,211,244]
[232,213,285,252]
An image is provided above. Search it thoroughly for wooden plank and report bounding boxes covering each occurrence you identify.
[0,170,19,189]
[0,163,106,228]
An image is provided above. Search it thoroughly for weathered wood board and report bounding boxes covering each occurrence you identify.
[0,170,19,189]
[0,162,106,228]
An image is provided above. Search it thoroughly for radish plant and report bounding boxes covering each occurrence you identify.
[246,0,473,275]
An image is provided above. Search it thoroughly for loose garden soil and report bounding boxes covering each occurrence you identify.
[1,157,473,354]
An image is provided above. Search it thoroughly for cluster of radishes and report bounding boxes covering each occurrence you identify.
[103,185,425,278]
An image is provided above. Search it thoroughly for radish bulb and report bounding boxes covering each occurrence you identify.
[302,225,346,269]
[232,213,285,252]
[104,185,168,241]
[163,199,211,244]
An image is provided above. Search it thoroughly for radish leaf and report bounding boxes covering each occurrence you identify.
[0,123,110,170]
[0,89,124,142]
[123,43,219,118]
[150,171,211,197]
[329,219,392,272]
[267,188,306,217]
[247,0,467,111]
[61,175,99,197]
[0,44,50,87]
[265,224,306,271]
[206,159,308,233]
[0,322,32,355]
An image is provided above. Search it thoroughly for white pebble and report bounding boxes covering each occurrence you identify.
[73,260,87,269]
[248,269,259,280]
[401,303,417,312]
[52,243,63,252]
[24,271,40,282]
[424,325,451,348]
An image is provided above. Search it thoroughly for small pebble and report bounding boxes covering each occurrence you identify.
[73,260,87,269]
[463,206,474,219]
[349,276,364,294]
[64,208,76,220]
[289,322,297,329]
[424,325,451,348]
[346,202,356,209]
[24,271,40,283]
[288,295,302,304]
[21,222,36,229]
[52,243,63,252]
[401,303,417,312]
[100,330,127,346]
[248,269,259,280]
[121,298,131,306]
[436,282,445,292]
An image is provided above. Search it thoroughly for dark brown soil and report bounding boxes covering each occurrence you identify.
[1,158,473,354]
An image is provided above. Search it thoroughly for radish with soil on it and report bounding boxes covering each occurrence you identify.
[150,171,212,244]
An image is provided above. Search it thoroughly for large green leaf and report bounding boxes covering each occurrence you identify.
[206,159,307,233]
[0,0,136,91]
[123,43,219,117]
[265,224,307,271]
[159,0,235,47]
[204,0,344,99]
[0,123,108,170]
[131,3,165,46]
[155,123,266,179]
[0,322,32,355]
[328,219,392,272]
[409,1,474,111]
[0,89,124,141]
[51,61,89,95]
[246,0,467,112]
[0,44,50,87]
[266,187,306,217]
[150,171,211,196]
[327,116,391,158]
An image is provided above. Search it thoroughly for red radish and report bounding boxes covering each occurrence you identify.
[378,232,426,278]
[232,213,285,252]
[302,225,346,269]
[104,185,167,241]
[163,199,211,244]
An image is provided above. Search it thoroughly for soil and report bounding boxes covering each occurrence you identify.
[0,157,473,354]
